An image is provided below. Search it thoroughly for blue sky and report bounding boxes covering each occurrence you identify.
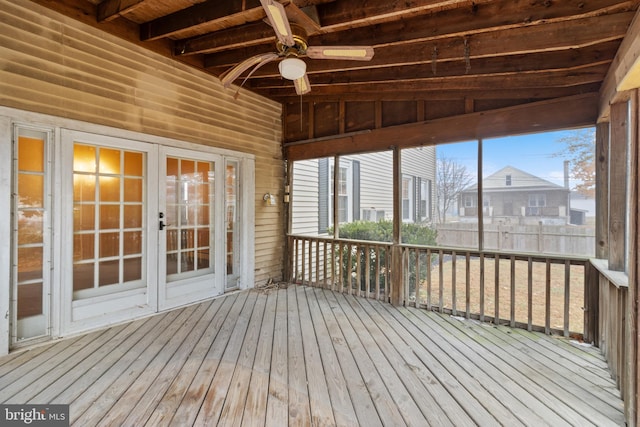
[436,128,595,188]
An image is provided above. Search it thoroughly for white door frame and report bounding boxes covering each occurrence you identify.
[0,116,12,355]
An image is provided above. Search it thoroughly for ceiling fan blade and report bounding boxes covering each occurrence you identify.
[306,46,374,61]
[220,52,279,88]
[294,74,311,95]
[260,0,295,47]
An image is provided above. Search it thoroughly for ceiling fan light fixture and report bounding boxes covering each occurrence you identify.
[279,57,306,80]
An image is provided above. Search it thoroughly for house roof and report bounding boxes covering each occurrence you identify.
[463,165,568,192]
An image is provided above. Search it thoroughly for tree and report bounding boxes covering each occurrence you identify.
[554,128,595,197]
[436,157,474,223]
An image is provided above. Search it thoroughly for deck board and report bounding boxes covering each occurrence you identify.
[0,286,625,426]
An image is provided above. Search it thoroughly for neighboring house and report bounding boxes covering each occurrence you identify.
[291,148,436,235]
[459,165,571,225]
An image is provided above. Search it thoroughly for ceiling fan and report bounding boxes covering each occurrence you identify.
[220,0,374,96]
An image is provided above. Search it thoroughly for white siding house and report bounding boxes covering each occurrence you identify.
[291,147,436,236]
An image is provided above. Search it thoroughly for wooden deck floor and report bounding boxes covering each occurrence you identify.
[0,285,625,426]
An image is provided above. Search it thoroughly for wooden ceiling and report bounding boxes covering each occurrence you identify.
[32,0,640,149]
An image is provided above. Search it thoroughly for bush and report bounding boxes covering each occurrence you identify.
[329,219,437,245]
[329,220,437,292]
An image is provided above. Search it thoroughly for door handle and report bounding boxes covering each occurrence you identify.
[159,212,165,230]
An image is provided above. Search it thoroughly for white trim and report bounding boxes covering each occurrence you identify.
[51,127,62,339]
[240,157,256,290]
[0,117,12,355]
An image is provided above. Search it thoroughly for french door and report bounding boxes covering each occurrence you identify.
[158,147,223,310]
[60,131,159,333]
[56,131,231,336]
[6,118,253,350]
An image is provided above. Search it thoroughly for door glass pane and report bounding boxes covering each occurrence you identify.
[73,144,146,299]
[225,161,239,286]
[13,130,49,341]
[165,157,214,281]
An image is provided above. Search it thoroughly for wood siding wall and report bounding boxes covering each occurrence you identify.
[1,0,285,283]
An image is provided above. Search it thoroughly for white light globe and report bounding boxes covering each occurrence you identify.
[279,58,306,80]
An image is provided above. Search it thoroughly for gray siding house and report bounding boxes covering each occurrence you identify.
[459,165,570,225]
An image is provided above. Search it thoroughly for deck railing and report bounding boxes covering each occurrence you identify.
[588,259,629,407]
[287,235,597,339]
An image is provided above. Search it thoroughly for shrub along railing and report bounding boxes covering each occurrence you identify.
[287,234,598,339]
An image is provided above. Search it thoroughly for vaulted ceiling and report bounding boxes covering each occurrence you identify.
[31,0,640,151]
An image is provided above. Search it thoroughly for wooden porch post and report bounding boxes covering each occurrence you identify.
[609,101,628,271]
[596,122,610,260]
[628,89,639,427]
[390,146,403,306]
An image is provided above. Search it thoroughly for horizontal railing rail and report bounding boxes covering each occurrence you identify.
[288,234,594,339]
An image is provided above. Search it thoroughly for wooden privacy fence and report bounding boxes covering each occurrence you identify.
[436,223,595,256]
[288,235,597,339]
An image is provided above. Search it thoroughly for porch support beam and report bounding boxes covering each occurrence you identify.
[608,101,628,271]
[599,8,640,122]
[390,147,403,306]
[627,88,638,427]
[596,121,610,259]
[285,93,598,161]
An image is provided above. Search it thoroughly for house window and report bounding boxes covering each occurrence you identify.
[506,175,512,186]
[464,195,475,208]
[418,179,430,221]
[327,159,359,227]
[529,193,546,207]
[402,175,414,221]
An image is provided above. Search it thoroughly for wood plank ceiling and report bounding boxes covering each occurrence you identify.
[31,0,640,150]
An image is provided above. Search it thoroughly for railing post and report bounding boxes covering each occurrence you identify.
[584,261,599,345]
[390,245,403,306]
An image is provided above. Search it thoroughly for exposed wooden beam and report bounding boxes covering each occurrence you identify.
[140,0,264,41]
[599,8,640,121]
[249,44,616,83]
[174,2,322,56]
[316,0,634,38]
[175,22,275,56]
[272,84,602,102]
[262,64,609,97]
[204,12,631,69]
[285,93,598,160]
[177,0,631,58]
[97,0,145,22]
